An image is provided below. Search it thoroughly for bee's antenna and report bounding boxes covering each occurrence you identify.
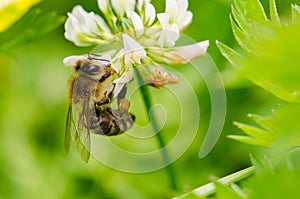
[88,53,110,62]
[89,53,102,57]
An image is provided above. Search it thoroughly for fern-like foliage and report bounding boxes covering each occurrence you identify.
[173,1,300,198]
[217,0,300,147]
[217,0,300,103]
[229,103,300,147]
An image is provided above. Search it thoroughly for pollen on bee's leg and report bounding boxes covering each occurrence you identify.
[119,99,130,112]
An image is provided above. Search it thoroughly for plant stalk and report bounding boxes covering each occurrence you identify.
[134,67,178,191]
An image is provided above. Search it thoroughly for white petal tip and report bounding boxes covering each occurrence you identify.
[197,40,209,52]
[63,55,86,67]
[122,34,144,51]
[101,54,112,62]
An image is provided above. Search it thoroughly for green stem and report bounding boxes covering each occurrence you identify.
[173,147,300,198]
[173,166,255,199]
[134,67,178,191]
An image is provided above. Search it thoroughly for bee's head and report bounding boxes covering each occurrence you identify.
[63,54,112,80]
[84,53,109,70]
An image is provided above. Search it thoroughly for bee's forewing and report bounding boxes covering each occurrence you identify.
[73,127,90,163]
[70,102,92,162]
[65,105,73,153]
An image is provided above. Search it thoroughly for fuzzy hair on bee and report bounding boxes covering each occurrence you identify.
[64,54,135,162]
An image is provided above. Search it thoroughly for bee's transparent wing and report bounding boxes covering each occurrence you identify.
[65,105,72,154]
[66,101,94,163]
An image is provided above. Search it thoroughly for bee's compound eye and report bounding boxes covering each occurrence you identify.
[81,63,100,75]
[87,65,99,73]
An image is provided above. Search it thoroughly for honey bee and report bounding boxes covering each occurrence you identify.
[64,54,135,162]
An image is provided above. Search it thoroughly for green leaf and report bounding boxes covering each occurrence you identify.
[269,0,281,24]
[233,0,268,24]
[0,0,41,32]
[0,8,65,51]
[247,114,275,133]
[220,1,300,103]
[291,4,300,22]
[243,20,300,103]
[246,167,300,199]
[230,14,255,53]
[229,103,300,147]
[232,0,271,41]
[249,154,276,175]
[228,135,272,146]
[216,40,244,70]
[250,154,263,174]
[233,122,275,142]
[214,182,244,199]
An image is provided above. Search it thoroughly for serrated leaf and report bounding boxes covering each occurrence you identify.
[230,14,255,53]
[247,114,276,133]
[230,183,247,198]
[233,0,268,24]
[269,0,281,24]
[267,103,300,145]
[222,1,300,103]
[243,20,300,103]
[249,154,266,174]
[230,103,300,147]
[248,169,300,199]
[291,4,300,22]
[233,122,275,143]
[231,4,252,37]
[216,41,244,70]
[232,0,271,41]
[228,135,272,146]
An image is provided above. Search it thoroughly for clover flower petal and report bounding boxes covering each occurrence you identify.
[64,5,111,46]
[127,11,144,37]
[147,40,209,65]
[111,0,136,16]
[157,13,180,47]
[114,69,134,84]
[64,0,209,89]
[137,0,150,10]
[63,55,86,67]
[145,3,156,26]
[165,0,193,31]
[137,0,156,26]
[122,34,147,65]
[97,0,109,14]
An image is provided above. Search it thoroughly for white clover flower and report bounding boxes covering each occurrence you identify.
[165,0,193,31]
[127,11,144,37]
[64,0,209,88]
[64,5,112,46]
[122,34,147,65]
[137,0,156,26]
[111,0,136,16]
[97,0,109,14]
[157,13,180,47]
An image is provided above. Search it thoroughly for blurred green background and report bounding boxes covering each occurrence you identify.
[0,0,299,198]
